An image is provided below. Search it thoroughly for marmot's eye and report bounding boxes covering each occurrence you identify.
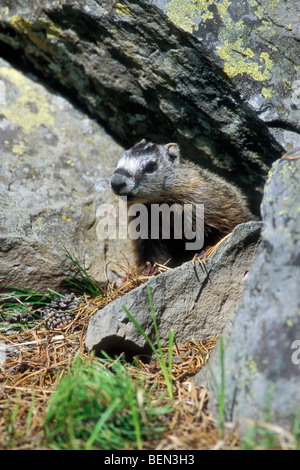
[144,161,157,173]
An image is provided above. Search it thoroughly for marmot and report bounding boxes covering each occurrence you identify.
[111,140,253,270]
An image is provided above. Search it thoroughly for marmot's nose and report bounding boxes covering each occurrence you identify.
[111,173,127,194]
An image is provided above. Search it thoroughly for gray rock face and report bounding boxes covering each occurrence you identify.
[0,57,129,292]
[0,0,285,214]
[153,0,300,152]
[195,155,300,433]
[85,221,262,357]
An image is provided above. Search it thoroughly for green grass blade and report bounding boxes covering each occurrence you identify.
[63,248,103,297]
[84,398,121,450]
[45,355,169,450]
[122,286,173,400]
[168,329,174,380]
[122,305,158,358]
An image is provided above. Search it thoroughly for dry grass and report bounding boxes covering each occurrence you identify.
[0,263,295,450]
[0,263,225,450]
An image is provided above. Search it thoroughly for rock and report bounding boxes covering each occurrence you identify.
[195,153,300,435]
[0,341,16,366]
[153,0,300,152]
[85,221,262,358]
[0,0,285,214]
[0,57,131,293]
[0,342,7,365]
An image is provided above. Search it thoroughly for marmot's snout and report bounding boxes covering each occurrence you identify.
[111,172,127,195]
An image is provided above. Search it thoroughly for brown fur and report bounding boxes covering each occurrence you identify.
[111,141,253,270]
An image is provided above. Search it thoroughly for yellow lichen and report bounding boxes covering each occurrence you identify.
[8,15,57,55]
[0,66,55,133]
[217,39,273,81]
[0,6,9,17]
[167,0,215,34]
[116,3,131,17]
[260,52,273,73]
[262,87,272,99]
[214,0,275,82]
[167,1,276,84]
[214,0,232,28]
[38,17,65,39]
[251,0,280,19]
[202,10,213,21]
[245,355,259,379]
[62,213,72,223]
[12,140,26,155]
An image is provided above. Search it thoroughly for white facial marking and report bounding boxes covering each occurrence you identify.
[117,155,140,174]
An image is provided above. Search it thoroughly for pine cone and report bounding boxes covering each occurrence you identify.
[41,293,80,329]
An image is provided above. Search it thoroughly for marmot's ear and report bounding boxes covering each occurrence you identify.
[165,143,180,163]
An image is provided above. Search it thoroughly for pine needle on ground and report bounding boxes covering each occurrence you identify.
[0,264,296,450]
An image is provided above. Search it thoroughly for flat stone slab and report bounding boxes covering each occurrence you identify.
[85,221,262,357]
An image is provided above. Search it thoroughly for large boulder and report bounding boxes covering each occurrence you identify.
[154,0,300,152]
[85,221,262,357]
[0,0,286,214]
[195,154,300,434]
[0,0,298,298]
[0,57,128,293]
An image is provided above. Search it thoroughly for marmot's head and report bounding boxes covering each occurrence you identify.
[111,140,180,202]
